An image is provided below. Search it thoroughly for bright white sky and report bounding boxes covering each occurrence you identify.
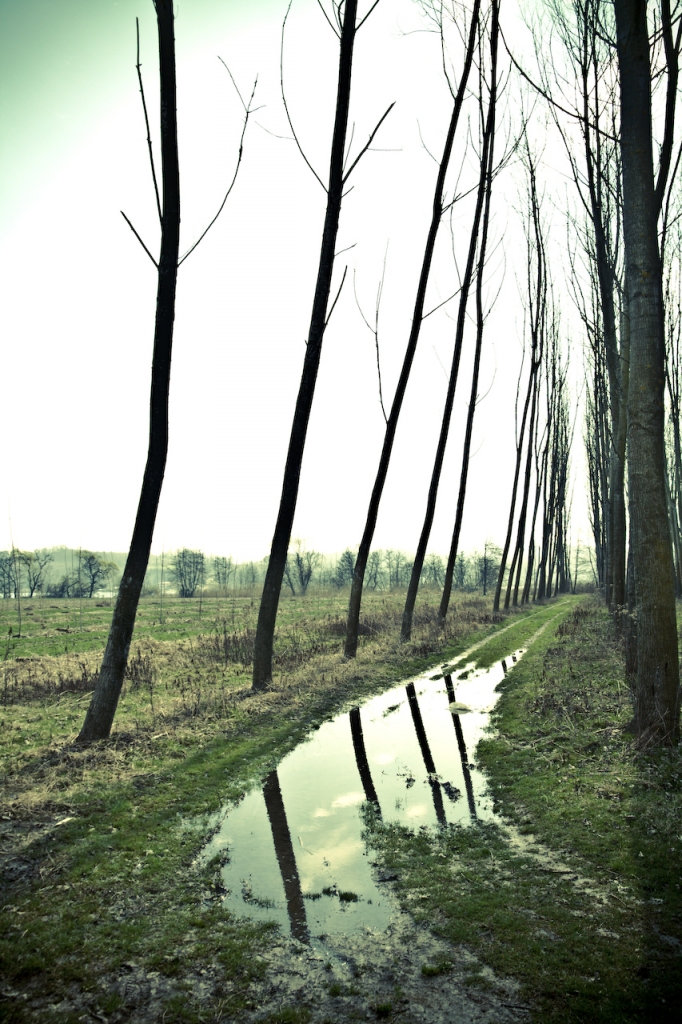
[0,0,591,561]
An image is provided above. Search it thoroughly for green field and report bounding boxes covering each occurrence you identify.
[5,591,679,1023]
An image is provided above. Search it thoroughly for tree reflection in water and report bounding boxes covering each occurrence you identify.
[405,682,447,826]
[445,674,477,821]
[349,706,382,815]
[262,770,309,943]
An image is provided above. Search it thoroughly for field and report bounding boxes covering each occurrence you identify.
[1,586,529,1023]
[3,590,682,1023]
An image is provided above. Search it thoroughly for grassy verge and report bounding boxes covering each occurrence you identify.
[365,596,682,1023]
[0,589,550,1022]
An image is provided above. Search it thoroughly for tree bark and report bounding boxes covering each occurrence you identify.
[78,0,180,743]
[615,0,680,745]
[252,0,359,690]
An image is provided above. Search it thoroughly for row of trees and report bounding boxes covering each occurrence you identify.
[78,0,682,750]
[151,544,508,598]
[77,0,570,740]
[524,0,681,744]
[2,541,593,602]
[0,550,117,599]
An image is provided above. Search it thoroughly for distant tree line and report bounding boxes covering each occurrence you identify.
[0,549,119,599]
[145,542,509,597]
[1,541,597,602]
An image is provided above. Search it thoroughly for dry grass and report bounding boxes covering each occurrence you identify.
[1,590,513,826]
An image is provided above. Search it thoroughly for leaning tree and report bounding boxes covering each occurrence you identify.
[79,0,254,741]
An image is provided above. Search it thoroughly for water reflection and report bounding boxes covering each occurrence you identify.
[405,682,447,826]
[262,770,309,943]
[445,675,477,820]
[350,706,382,814]
[199,649,525,938]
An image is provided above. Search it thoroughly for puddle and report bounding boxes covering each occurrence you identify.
[198,647,525,941]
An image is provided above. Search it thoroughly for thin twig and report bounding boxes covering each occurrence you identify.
[179,70,258,265]
[353,257,389,424]
[120,211,158,267]
[422,285,463,319]
[417,119,439,164]
[343,121,357,176]
[500,24,618,142]
[342,102,395,183]
[324,265,348,327]
[374,249,388,424]
[281,1,326,190]
[315,0,340,37]
[136,18,162,225]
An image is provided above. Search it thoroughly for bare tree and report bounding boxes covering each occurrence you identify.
[291,540,320,596]
[535,312,573,599]
[664,220,682,595]
[344,0,483,657]
[79,552,117,599]
[252,0,393,690]
[493,140,547,612]
[401,0,499,640]
[78,1,181,742]
[0,553,16,599]
[437,3,501,628]
[171,549,205,598]
[615,0,680,745]
[18,550,53,598]
[477,541,500,594]
[79,0,253,740]
[213,556,235,592]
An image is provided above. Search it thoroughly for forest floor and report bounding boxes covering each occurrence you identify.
[2,591,681,1023]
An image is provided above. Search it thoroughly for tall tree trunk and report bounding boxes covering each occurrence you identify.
[493,353,536,612]
[252,0,359,690]
[612,289,630,619]
[521,424,544,604]
[402,3,497,641]
[506,363,540,608]
[437,8,499,629]
[615,0,680,745]
[78,0,180,743]
[344,0,481,658]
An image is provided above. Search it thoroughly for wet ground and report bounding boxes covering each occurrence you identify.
[199,648,525,943]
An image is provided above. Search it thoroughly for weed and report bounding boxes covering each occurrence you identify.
[421,959,453,977]
[258,1009,312,1024]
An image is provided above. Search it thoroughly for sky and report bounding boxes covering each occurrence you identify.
[0,0,590,561]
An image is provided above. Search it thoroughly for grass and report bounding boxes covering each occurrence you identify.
[364,595,682,1023]
[0,586,548,1022]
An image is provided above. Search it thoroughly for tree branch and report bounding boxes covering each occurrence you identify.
[500,23,618,142]
[281,1,327,190]
[342,101,396,183]
[120,211,158,267]
[179,69,258,265]
[136,18,162,225]
[422,285,463,319]
[356,0,382,31]
[316,0,340,36]
[353,249,388,424]
[325,264,348,327]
